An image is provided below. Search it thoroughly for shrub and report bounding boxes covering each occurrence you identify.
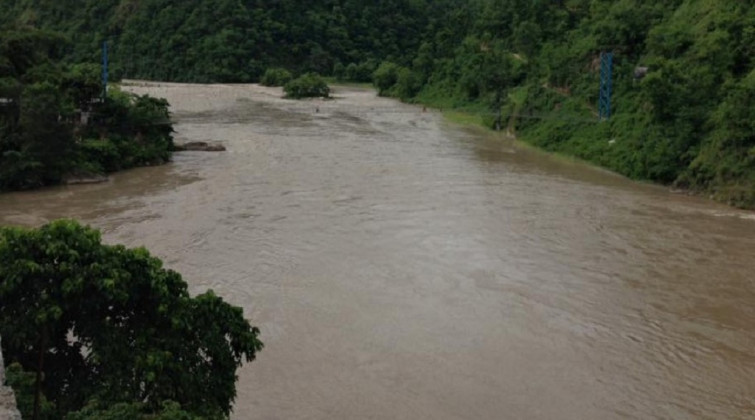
[283,73,330,99]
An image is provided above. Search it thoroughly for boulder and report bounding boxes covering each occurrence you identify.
[64,174,110,185]
[174,141,226,152]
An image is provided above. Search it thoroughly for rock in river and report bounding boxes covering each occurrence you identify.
[174,141,226,152]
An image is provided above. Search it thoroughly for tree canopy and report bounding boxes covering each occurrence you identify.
[0,220,263,419]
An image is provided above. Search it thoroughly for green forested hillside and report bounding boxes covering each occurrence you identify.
[1,0,753,206]
[413,0,754,208]
[0,0,439,82]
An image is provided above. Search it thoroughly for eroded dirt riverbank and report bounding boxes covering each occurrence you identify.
[2,82,754,419]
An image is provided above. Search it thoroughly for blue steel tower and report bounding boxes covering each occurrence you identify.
[598,51,613,121]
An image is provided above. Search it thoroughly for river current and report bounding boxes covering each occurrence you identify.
[1,83,754,419]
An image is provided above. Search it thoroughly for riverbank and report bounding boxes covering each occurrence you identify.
[405,93,755,210]
[338,78,755,211]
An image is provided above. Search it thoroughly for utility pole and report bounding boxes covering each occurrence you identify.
[102,41,108,102]
[598,51,613,121]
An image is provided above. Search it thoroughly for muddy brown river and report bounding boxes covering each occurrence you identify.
[2,82,755,419]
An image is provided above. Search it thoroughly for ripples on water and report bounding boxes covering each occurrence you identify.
[1,83,754,419]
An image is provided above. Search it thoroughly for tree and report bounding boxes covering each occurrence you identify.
[344,61,377,82]
[62,63,102,109]
[394,67,422,100]
[0,220,263,419]
[372,61,400,95]
[260,68,293,87]
[17,81,75,185]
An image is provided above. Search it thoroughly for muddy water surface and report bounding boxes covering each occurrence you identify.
[2,83,755,419]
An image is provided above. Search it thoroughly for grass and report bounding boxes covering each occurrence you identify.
[442,110,487,128]
[427,97,636,180]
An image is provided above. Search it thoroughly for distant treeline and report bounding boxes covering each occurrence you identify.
[0,0,753,206]
[0,0,435,83]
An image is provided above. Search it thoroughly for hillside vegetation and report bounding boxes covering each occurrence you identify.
[0,0,753,206]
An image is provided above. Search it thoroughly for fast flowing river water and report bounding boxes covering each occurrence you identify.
[1,83,754,419]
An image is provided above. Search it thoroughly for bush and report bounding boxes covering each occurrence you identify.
[283,73,330,99]
[260,68,292,87]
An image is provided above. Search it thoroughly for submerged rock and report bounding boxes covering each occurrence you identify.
[174,141,226,152]
[64,174,110,185]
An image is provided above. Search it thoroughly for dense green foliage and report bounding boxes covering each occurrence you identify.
[0,27,174,191]
[1,0,753,206]
[0,220,263,419]
[260,68,292,87]
[65,400,202,420]
[397,0,754,207]
[0,0,436,83]
[339,60,379,83]
[4,362,55,418]
[284,73,330,99]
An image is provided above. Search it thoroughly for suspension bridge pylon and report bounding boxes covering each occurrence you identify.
[598,51,613,121]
